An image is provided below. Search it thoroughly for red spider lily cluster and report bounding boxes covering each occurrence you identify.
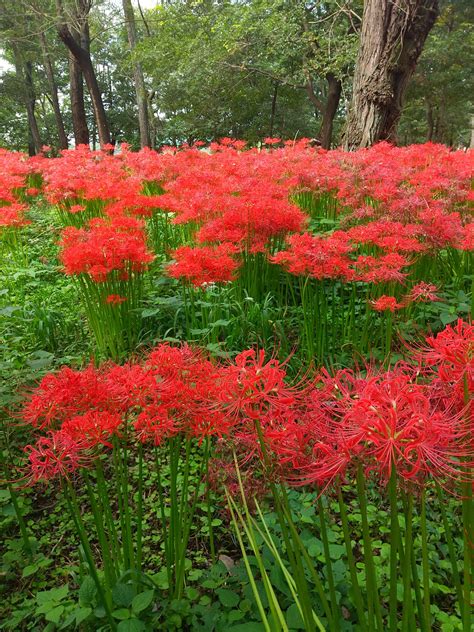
[167,244,239,286]
[369,283,440,312]
[20,320,472,489]
[4,141,470,291]
[0,149,35,229]
[59,216,154,282]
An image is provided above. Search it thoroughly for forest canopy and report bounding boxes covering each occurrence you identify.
[0,0,472,152]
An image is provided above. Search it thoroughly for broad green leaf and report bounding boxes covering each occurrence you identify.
[112,583,135,608]
[117,619,146,632]
[131,590,154,614]
[79,577,97,606]
[216,588,240,608]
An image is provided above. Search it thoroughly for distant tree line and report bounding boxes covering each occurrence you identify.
[0,0,472,153]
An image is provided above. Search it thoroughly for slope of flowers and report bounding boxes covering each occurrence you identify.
[6,141,469,275]
[2,141,472,360]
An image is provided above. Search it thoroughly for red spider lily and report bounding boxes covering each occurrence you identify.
[276,367,472,488]
[59,216,154,281]
[0,203,30,228]
[21,365,114,429]
[420,319,473,394]
[133,405,179,445]
[333,370,470,483]
[24,432,89,483]
[216,350,302,454]
[406,282,440,303]
[15,328,474,492]
[106,294,128,304]
[69,204,86,214]
[40,145,143,204]
[353,253,409,284]
[61,410,123,448]
[370,296,404,312]
[272,232,354,280]
[167,244,240,286]
[347,220,426,254]
[460,223,474,251]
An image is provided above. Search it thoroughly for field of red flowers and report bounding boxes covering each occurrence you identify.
[1,140,472,631]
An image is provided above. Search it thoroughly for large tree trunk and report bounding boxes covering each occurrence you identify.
[344,0,439,150]
[122,0,150,148]
[56,0,111,147]
[318,73,342,150]
[39,32,69,149]
[69,11,90,147]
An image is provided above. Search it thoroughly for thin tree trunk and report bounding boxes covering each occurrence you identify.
[39,32,68,149]
[69,52,89,146]
[269,82,278,137]
[24,61,42,155]
[344,0,439,150]
[318,73,342,149]
[56,0,111,147]
[12,46,42,155]
[305,72,341,149]
[122,0,150,147]
[426,100,434,141]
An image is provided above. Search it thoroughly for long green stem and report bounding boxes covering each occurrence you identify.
[401,493,414,632]
[83,472,116,589]
[136,443,144,575]
[254,419,319,631]
[435,483,464,615]
[64,481,116,631]
[316,494,340,631]
[356,465,383,632]
[337,486,368,630]
[420,488,431,631]
[388,467,400,632]
[461,373,473,632]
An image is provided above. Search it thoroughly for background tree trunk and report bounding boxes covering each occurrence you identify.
[426,100,434,141]
[318,74,342,150]
[269,82,278,137]
[69,51,89,146]
[39,32,69,149]
[305,73,341,150]
[344,0,439,150]
[56,0,111,147]
[12,47,42,155]
[122,0,150,148]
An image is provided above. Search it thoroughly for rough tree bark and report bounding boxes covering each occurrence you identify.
[344,0,439,150]
[38,32,69,149]
[56,0,111,147]
[122,0,150,148]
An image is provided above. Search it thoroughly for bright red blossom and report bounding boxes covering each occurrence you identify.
[370,296,404,312]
